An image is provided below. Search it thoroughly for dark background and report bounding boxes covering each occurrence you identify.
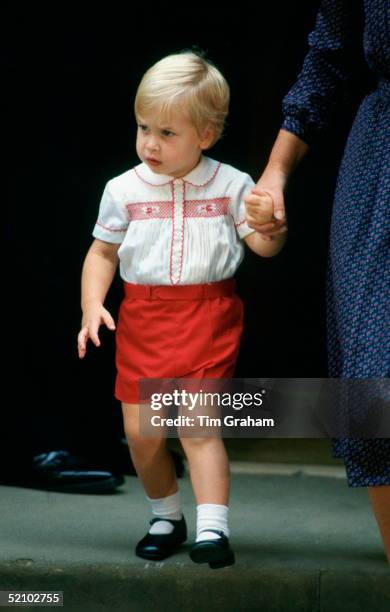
[5,2,369,464]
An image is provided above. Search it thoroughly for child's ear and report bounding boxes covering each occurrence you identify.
[199,125,216,150]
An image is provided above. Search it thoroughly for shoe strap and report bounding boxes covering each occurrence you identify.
[149,516,183,526]
[198,528,226,538]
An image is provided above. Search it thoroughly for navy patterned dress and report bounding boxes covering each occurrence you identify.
[281,0,390,486]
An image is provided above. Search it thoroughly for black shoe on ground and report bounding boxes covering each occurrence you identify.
[0,450,125,494]
[135,516,187,561]
[189,529,235,568]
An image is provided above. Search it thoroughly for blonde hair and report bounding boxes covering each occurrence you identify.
[134,51,230,146]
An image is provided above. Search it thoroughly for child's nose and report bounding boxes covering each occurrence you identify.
[146,136,160,151]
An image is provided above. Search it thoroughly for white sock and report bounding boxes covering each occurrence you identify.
[146,491,183,534]
[196,503,230,542]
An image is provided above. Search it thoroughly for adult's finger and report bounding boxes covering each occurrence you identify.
[247,220,281,232]
[249,221,287,235]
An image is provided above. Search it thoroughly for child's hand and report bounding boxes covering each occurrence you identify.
[77,302,116,359]
[245,191,275,228]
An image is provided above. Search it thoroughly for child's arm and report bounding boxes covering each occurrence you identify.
[244,229,286,258]
[243,192,287,257]
[78,239,120,358]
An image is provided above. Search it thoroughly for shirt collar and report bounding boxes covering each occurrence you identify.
[133,155,221,188]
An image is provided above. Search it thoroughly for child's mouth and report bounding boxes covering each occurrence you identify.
[147,158,162,166]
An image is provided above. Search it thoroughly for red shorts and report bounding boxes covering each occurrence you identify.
[115,278,244,404]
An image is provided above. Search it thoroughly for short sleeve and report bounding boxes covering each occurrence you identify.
[92,180,129,244]
[229,172,256,240]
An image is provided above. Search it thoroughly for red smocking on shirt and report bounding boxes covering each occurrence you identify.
[184,198,230,217]
[125,201,173,220]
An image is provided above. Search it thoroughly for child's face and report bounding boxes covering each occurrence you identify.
[136,108,215,178]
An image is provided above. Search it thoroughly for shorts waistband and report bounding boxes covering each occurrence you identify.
[123,278,237,300]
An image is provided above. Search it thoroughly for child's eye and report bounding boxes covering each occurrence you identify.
[162,130,175,137]
[138,124,149,132]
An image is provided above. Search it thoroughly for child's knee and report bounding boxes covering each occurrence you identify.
[125,428,166,455]
[123,418,139,442]
[180,436,221,452]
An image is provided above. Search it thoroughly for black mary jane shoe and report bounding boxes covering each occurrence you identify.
[135,516,187,561]
[189,529,235,569]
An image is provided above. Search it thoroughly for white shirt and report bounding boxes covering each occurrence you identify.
[92,155,255,285]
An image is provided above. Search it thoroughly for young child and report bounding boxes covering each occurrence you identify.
[78,51,286,568]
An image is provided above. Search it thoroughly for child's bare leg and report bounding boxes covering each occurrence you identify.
[121,402,178,498]
[179,436,229,504]
[180,434,231,546]
[368,485,390,565]
[122,403,185,552]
